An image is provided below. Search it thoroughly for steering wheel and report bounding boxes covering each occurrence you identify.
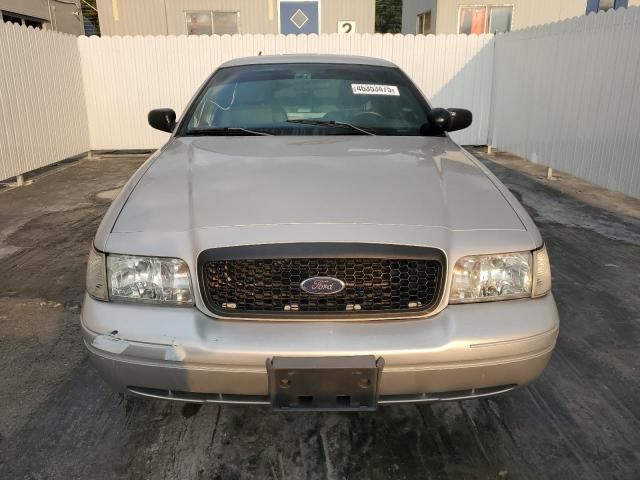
[351,111,385,126]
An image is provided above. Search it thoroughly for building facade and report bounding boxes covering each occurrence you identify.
[0,0,85,35]
[402,0,640,35]
[96,0,375,36]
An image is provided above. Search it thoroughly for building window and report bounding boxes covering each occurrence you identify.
[459,7,487,34]
[1,11,44,28]
[416,11,432,34]
[459,5,513,35]
[186,11,213,35]
[213,11,239,35]
[488,6,513,33]
[586,0,628,14]
[186,11,240,35]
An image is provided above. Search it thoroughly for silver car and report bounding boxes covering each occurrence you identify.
[82,55,558,411]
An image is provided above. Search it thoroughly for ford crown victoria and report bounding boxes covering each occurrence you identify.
[82,55,559,411]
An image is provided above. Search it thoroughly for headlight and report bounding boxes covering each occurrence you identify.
[107,254,193,305]
[449,251,532,304]
[86,247,108,301]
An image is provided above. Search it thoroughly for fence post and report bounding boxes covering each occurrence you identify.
[486,35,499,152]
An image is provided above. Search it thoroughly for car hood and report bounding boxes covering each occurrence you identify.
[112,136,524,234]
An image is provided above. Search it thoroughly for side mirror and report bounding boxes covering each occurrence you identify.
[148,108,176,133]
[427,108,472,132]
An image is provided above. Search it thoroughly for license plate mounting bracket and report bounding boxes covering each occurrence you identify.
[267,355,384,411]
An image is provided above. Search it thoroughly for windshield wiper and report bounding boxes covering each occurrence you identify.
[184,127,273,136]
[286,119,376,136]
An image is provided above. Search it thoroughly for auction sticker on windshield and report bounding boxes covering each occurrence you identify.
[351,84,400,96]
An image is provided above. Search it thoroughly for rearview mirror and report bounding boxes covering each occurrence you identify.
[427,108,472,133]
[148,108,176,133]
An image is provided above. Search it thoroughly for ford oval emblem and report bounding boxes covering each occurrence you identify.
[300,276,345,295]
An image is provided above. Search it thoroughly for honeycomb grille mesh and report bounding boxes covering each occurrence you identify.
[203,258,442,314]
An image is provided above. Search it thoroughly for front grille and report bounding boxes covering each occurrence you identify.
[200,247,443,316]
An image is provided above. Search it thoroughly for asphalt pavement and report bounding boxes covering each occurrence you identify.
[0,149,638,480]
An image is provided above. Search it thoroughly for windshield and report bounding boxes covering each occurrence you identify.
[180,63,435,136]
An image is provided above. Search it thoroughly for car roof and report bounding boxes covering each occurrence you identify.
[219,54,398,69]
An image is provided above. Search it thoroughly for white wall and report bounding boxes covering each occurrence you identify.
[491,7,640,199]
[78,33,494,150]
[0,22,89,181]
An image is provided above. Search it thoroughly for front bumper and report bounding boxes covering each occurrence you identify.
[81,293,559,404]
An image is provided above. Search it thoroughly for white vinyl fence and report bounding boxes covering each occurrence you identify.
[491,7,640,198]
[77,33,494,149]
[0,23,89,181]
[1,7,640,198]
